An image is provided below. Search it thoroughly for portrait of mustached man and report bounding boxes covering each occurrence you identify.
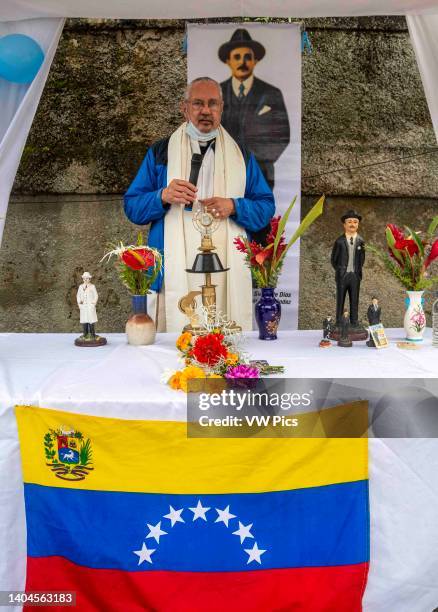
[219,29,291,193]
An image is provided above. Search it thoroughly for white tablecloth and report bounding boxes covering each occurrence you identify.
[0,330,437,612]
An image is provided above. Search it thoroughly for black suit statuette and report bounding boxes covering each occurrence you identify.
[366,297,382,347]
[331,210,367,341]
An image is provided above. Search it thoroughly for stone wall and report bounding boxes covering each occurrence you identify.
[1,17,437,333]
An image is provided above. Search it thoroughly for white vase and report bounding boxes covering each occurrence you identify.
[126,295,156,346]
[403,290,426,342]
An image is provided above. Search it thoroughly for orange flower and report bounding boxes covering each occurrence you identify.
[180,365,206,392]
[226,352,239,365]
[168,371,184,391]
[176,331,192,352]
[255,245,273,265]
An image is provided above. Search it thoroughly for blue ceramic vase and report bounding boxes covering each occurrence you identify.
[255,288,281,340]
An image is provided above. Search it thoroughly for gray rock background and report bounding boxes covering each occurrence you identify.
[1,17,437,332]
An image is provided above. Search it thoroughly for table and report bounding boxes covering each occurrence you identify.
[1,330,437,611]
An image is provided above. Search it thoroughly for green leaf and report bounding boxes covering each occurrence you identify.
[385,227,404,264]
[79,439,93,466]
[273,195,297,258]
[276,195,325,268]
[405,226,424,258]
[427,216,438,237]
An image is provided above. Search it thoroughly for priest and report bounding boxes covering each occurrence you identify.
[124,77,275,332]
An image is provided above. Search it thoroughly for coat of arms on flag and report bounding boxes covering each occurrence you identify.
[43,424,93,481]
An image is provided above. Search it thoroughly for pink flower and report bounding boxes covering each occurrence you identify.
[225,365,260,379]
[412,312,425,326]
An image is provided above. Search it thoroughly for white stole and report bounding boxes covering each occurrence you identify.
[157,123,252,332]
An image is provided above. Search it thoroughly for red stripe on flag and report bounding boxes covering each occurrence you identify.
[27,556,369,612]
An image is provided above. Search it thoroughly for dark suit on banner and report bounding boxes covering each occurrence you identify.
[220,76,290,191]
[331,235,366,326]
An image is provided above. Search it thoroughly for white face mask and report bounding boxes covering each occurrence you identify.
[186,121,218,143]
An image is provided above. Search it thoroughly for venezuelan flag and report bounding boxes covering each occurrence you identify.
[16,405,369,612]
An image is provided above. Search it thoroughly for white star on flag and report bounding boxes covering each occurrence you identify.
[215,505,236,527]
[146,521,167,543]
[232,521,254,543]
[244,542,266,565]
[163,505,185,527]
[133,542,155,565]
[189,500,210,521]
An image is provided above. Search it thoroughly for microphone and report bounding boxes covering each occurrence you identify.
[189,153,203,186]
[186,153,203,211]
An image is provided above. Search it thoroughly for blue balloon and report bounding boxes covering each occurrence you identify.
[0,34,45,84]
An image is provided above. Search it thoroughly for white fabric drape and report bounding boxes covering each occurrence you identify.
[1,331,438,610]
[407,15,438,142]
[0,18,64,246]
[1,0,438,19]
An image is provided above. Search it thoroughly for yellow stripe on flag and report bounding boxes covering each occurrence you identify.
[15,405,368,494]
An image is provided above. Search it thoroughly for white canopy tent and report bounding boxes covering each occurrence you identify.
[1,3,438,611]
[1,0,438,19]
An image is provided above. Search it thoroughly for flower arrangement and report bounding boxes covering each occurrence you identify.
[166,324,284,392]
[234,195,325,288]
[367,218,438,291]
[167,329,258,392]
[102,233,162,295]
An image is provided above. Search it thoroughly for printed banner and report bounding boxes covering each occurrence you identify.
[187,23,301,329]
[16,405,369,611]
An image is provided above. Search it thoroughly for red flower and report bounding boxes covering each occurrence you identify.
[233,237,247,254]
[393,239,419,257]
[121,248,155,270]
[247,241,264,265]
[255,245,274,265]
[387,224,405,242]
[192,333,227,366]
[425,238,438,268]
[267,216,286,246]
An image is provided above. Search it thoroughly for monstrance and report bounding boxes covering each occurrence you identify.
[178,205,241,334]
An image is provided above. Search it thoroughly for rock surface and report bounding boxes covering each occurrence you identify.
[1,17,437,332]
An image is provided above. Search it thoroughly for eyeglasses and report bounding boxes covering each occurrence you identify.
[188,99,222,111]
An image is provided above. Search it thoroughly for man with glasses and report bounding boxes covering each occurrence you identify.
[124,77,275,332]
[219,29,290,193]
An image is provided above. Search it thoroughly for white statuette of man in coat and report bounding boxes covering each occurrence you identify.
[77,272,98,337]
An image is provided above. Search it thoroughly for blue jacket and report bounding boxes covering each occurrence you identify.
[124,136,275,291]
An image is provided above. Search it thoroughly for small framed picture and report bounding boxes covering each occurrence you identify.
[369,323,389,349]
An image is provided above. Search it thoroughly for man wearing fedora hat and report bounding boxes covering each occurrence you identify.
[331,210,366,329]
[219,29,290,193]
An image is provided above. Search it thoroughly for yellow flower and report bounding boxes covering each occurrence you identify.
[180,365,206,392]
[208,374,223,378]
[176,332,192,352]
[168,371,184,391]
[226,352,239,365]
